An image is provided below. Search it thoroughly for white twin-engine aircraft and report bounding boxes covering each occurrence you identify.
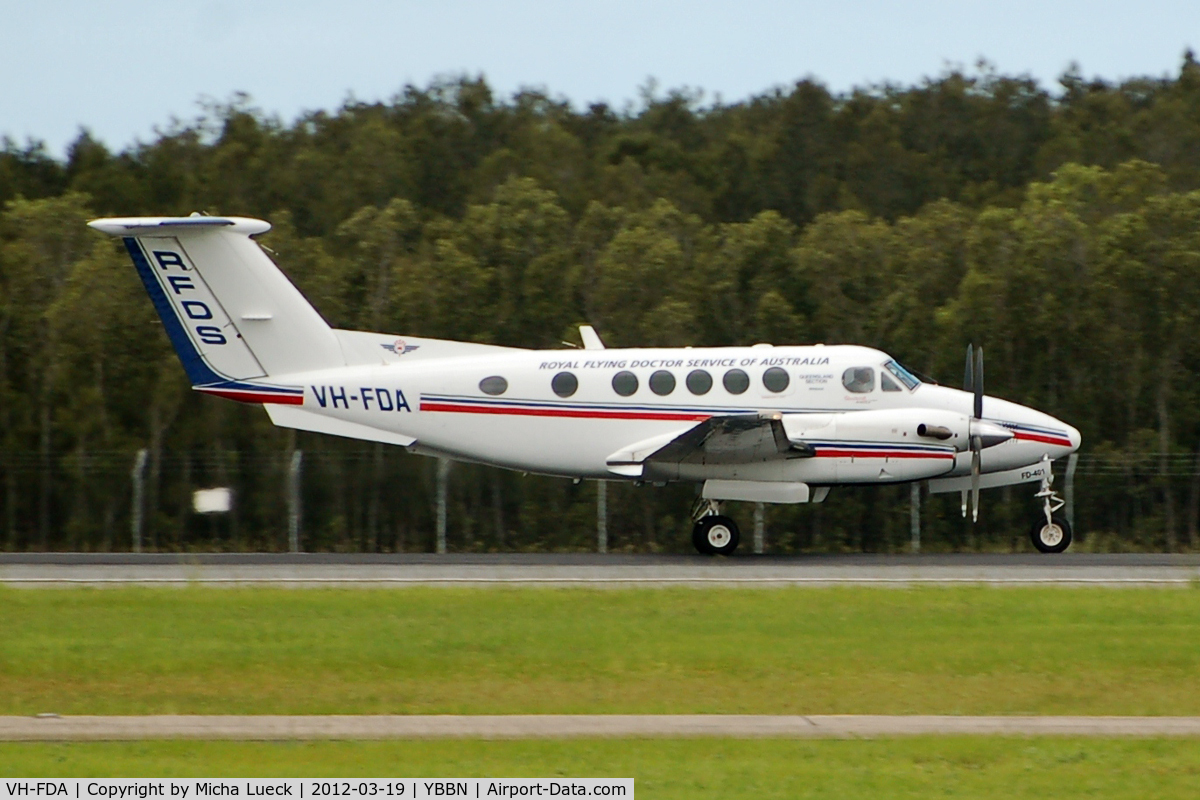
[89,215,1082,554]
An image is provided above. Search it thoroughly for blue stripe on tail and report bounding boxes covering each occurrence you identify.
[123,236,223,386]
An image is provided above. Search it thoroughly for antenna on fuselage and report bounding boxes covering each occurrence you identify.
[579,325,606,350]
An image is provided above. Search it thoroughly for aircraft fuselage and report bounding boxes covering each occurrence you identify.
[273,343,1079,484]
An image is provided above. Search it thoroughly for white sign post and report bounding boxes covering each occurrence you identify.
[193,487,233,515]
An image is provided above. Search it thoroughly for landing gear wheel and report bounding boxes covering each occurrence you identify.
[692,515,740,556]
[1030,514,1072,554]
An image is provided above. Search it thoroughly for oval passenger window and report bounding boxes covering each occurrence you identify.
[612,371,639,397]
[649,370,676,396]
[686,369,713,395]
[763,367,790,393]
[551,371,578,398]
[723,369,750,394]
[479,376,508,395]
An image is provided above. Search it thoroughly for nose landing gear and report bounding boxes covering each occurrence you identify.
[691,498,741,556]
[1031,454,1072,553]
[1031,514,1072,553]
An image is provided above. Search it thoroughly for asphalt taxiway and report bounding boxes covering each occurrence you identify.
[1,552,1198,586]
[4,714,1200,740]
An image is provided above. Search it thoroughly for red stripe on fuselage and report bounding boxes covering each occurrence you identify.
[197,388,305,405]
[420,401,711,422]
[1013,432,1073,447]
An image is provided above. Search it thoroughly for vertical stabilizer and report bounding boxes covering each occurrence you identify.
[89,216,345,403]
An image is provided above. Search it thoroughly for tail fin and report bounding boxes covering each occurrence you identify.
[89,216,345,404]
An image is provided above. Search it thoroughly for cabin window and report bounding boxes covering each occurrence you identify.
[686,369,713,395]
[650,370,676,395]
[842,367,875,393]
[881,372,902,392]
[762,367,790,393]
[552,371,578,398]
[883,359,921,390]
[612,371,638,396]
[479,376,508,395]
[723,368,750,394]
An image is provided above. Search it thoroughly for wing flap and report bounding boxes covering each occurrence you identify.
[605,414,814,478]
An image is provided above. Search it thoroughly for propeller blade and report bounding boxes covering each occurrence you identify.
[964,344,974,392]
[974,345,984,420]
[970,445,981,523]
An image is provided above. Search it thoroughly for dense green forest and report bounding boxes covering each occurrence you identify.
[4,56,1200,553]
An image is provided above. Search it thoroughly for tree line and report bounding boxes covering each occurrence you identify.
[3,55,1200,552]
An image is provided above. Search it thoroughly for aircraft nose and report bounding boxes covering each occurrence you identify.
[1046,415,1082,454]
[1065,423,1082,453]
[1022,405,1081,455]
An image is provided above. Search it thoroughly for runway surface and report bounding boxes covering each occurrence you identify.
[5,715,1200,740]
[1,552,1198,586]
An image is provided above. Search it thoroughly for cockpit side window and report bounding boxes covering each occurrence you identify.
[883,359,921,390]
[881,372,902,392]
[842,367,875,393]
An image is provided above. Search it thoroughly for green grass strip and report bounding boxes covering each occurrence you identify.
[3,586,1200,715]
[3,738,1200,798]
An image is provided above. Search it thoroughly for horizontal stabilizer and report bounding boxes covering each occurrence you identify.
[88,217,270,235]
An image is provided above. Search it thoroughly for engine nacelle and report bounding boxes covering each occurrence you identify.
[780,408,967,483]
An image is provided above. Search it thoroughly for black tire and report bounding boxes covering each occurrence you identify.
[1030,514,1072,553]
[692,515,740,556]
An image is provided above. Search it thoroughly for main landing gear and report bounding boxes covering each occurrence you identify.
[691,499,740,556]
[1030,454,1072,553]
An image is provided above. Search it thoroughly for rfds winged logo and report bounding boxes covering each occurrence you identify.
[381,338,420,357]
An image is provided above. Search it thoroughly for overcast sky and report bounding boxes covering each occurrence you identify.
[3,0,1198,157]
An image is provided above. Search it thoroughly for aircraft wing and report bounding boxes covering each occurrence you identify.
[606,414,814,478]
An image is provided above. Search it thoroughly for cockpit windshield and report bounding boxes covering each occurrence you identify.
[883,359,921,391]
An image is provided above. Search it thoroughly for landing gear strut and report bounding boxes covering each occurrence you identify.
[1030,454,1072,553]
[691,498,741,556]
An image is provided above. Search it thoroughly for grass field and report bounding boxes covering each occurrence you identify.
[3,585,1200,716]
[2,738,1200,797]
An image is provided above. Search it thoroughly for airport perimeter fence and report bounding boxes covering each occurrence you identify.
[1,447,1199,554]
